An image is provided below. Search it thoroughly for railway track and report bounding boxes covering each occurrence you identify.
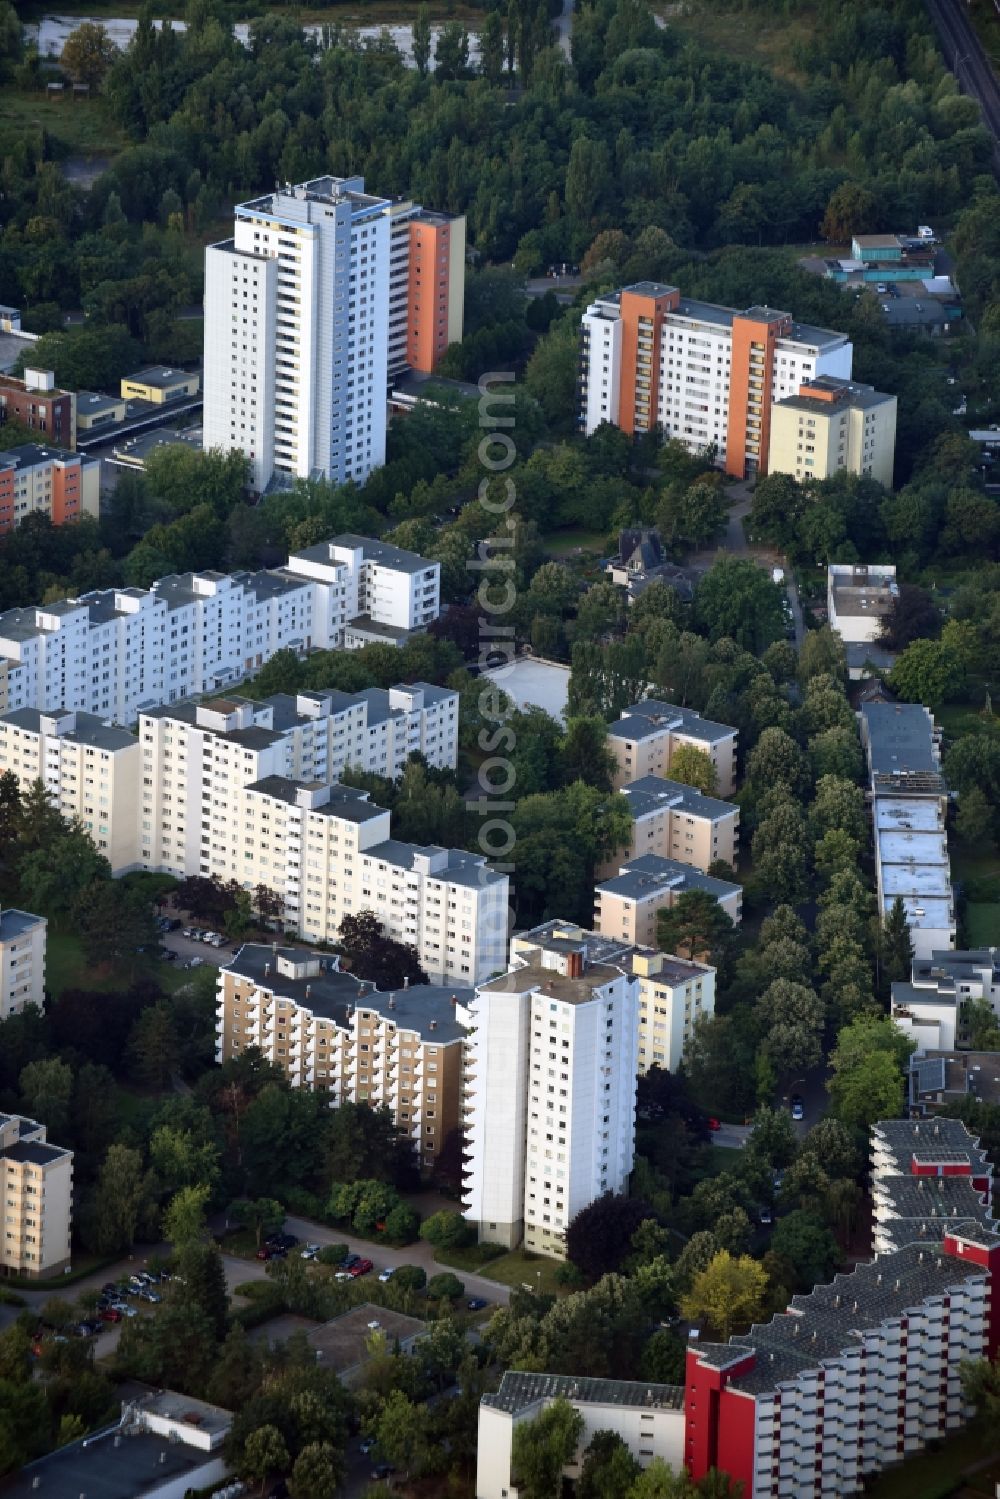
[925,0,1000,173]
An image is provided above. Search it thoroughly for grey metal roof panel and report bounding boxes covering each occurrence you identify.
[482,1371,685,1415]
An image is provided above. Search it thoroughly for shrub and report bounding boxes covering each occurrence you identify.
[318,1244,349,1267]
[419,1209,475,1251]
[426,1272,464,1301]
[392,1265,427,1292]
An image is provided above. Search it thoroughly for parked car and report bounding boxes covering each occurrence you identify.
[759,1206,773,1226]
[300,1243,321,1260]
[467,1297,488,1311]
[707,1117,722,1131]
[349,1258,373,1278]
[343,1253,360,1269]
[377,1266,395,1283]
[790,1095,805,1122]
[182,928,195,939]
[334,1271,353,1282]
[371,1464,396,1481]
[100,1307,122,1323]
[359,1437,376,1455]
[186,956,204,969]
[139,1288,161,1303]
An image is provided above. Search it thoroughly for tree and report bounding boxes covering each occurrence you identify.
[566,1194,652,1282]
[827,1014,914,1129]
[668,744,719,795]
[656,889,734,963]
[288,1441,343,1499]
[19,1057,73,1140]
[412,2,431,75]
[693,558,786,654]
[163,1184,210,1247]
[755,979,824,1081]
[511,1397,584,1499]
[770,1210,839,1289]
[374,1391,431,1480]
[337,911,428,990]
[577,1430,641,1499]
[955,786,997,847]
[82,1144,150,1254]
[820,182,876,243]
[879,897,913,989]
[17,824,110,923]
[879,583,940,651]
[174,1240,230,1341]
[419,1209,474,1251]
[427,1272,464,1301]
[61,21,117,88]
[239,1425,290,1498]
[961,1356,1000,1422]
[890,637,955,706]
[745,727,808,798]
[434,19,470,79]
[559,717,616,792]
[680,1251,768,1340]
[126,1001,179,1090]
[75,878,158,966]
[229,1197,285,1248]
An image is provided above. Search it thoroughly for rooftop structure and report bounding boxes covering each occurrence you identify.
[891,948,1000,1056]
[909,1050,1000,1114]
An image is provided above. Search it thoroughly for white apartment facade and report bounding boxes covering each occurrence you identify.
[828,564,898,643]
[0,538,441,723]
[891,948,1000,1057]
[0,708,140,870]
[203,177,391,493]
[476,1374,685,1499]
[0,909,46,1023]
[511,920,715,1074]
[0,1112,73,1277]
[459,935,639,1258]
[579,282,853,480]
[217,945,472,1168]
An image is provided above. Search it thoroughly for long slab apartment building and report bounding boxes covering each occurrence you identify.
[203,175,464,493]
[476,1117,1000,1499]
[579,282,854,479]
[0,533,440,722]
[0,683,508,986]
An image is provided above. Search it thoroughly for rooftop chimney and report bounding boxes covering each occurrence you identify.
[430,1020,437,1031]
[264,963,271,977]
[388,995,395,1010]
[403,975,410,990]
[305,984,311,999]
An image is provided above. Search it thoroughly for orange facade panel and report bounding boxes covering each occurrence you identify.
[617,286,679,438]
[725,311,791,479]
[407,220,452,374]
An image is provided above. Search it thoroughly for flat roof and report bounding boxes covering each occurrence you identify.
[875,798,941,833]
[597,854,740,904]
[77,390,125,413]
[112,427,202,464]
[0,706,136,752]
[2,1139,69,1165]
[480,960,623,1005]
[483,1371,685,1416]
[123,366,198,388]
[0,1419,220,1499]
[480,658,571,725]
[862,701,939,777]
[0,442,95,470]
[0,908,45,940]
[328,533,436,575]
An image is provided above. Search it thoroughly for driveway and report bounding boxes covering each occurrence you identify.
[158,927,234,972]
[711,1122,752,1150]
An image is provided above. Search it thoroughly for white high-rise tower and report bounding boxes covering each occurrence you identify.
[203,176,391,494]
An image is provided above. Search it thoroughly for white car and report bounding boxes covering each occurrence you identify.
[186,956,204,969]
[300,1244,321,1260]
[377,1267,395,1283]
[334,1270,353,1282]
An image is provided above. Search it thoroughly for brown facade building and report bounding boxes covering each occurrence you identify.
[0,370,76,450]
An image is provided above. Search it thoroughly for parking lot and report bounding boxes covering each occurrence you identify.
[154,916,236,972]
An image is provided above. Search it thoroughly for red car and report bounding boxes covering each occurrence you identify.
[100,1307,122,1323]
[708,1117,722,1132]
[349,1258,373,1278]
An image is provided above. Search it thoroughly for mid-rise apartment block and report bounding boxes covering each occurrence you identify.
[0,908,46,1022]
[594,854,742,948]
[0,368,76,449]
[0,708,140,870]
[203,175,465,494]
[512,920,715,1074]
[891,948,1000,1056]
[476,1374,685,1499]
[768,376,897,487]
[217,944,471,1168]
[870,1117,994,1254]
[827,564,899,679]
[600,775,739,877]
[860,700,955,960]
[0,536,440,722]
[0,1112,73,1277]
[579,282,852,479]
[459,932,639,1259]
[0,444,100,532]
[607,699,738,796]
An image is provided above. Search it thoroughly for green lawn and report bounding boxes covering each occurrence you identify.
[966,904,1000,945]
[480,1248,568,1297]
[543,528,610,559]
[435,1241,507,1273]
[659,0,821,84]
[861,1421,998,1499]
[46,930,189,999]
[0,91,127,159]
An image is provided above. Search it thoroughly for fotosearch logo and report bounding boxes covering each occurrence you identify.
[466,371,519,949]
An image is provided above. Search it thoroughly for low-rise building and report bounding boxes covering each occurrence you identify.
[828,564,898,642]
[891,948,1000,1057]
[0,367,76,449]
[0,908,46,1022]
[594,854,742,948]
[4,1393,231,1499]
[121,367,201,405]
[0,1112,73,1276]
[0,444,100,531]
[861,700,954,961]
[217,945,470,1169]
[768,377,897,487]
[76,390,128,432]
[602,775,739,877]
[605,528,696,605]
[512,919,715,1074]
[459,936,639,1258]
[607,699,738,796]
[909,1049,1000,1115]
[476,1374,685,1499]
